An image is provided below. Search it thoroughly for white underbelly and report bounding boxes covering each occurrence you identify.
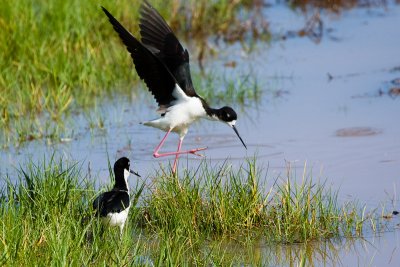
[101,207,130,227]
[143,96,206,135]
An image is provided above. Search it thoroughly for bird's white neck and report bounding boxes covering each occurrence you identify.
[123,169,130,194]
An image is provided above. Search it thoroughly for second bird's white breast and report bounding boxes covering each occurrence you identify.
[102,207,130,227]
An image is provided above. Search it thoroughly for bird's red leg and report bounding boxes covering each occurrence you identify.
[153,129,172,158]
[153,130,207,159]
[172,138,183,173]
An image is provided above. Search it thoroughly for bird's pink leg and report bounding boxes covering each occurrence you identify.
[153,129,172,157]
[172,138,183,173]
[153,130,207,159]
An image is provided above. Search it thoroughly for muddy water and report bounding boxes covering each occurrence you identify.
[1,1,400,266]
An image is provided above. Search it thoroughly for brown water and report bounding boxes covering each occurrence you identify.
[1,1,399,265]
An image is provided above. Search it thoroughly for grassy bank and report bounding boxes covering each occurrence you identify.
[0,0,266,146]
[0,157,377,265]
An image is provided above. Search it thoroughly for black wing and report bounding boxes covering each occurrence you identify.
[139,0,197,97]
[93,191,130,217]
[102,6,177,108]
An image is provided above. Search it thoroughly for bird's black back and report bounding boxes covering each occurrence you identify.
[93,190,130,217]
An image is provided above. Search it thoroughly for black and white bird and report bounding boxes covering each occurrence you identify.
[101,1,247,173]
[92,157,140,234]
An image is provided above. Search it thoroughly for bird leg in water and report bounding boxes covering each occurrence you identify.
[153,129,207,172]
[172,138,183,173]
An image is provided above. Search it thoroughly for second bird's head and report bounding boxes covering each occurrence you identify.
[114,157,141,178]
[215,106,247,149]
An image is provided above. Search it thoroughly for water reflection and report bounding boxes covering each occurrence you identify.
[288,0,391,12]
[203,234,399,266]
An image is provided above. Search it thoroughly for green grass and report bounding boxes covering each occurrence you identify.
[144,161,370,244]
[0,0,267,146]
[193,69,262,106]
[0,157,379,265]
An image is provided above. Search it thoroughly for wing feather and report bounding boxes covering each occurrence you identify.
[102,6,177,107]
[139,0,197,97]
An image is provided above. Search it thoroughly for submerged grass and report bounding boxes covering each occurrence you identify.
[0,0,266,146]
[0,157,379,265]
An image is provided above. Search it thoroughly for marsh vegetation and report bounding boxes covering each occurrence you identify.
[0,157,379,265]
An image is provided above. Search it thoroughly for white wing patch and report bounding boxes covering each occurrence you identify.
[171,83,191,101]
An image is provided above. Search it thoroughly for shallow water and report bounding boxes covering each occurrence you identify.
[1,1,400,265]
[212,224,400,266]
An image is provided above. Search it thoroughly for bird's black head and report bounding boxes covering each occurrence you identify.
[114,157,131,174]
[114,157,141,180]
[215,106,247,149]
[216,106,237,123]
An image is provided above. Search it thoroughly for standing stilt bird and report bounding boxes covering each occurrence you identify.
[93,157,140,234]
[101,1,247,173]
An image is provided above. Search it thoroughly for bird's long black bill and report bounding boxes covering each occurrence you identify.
[130,169,141,177]
[232,125,247,149]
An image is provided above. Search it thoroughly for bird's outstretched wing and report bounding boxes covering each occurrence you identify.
[102,6,177,108]
[93,191,130,217]
[139,0,197,97]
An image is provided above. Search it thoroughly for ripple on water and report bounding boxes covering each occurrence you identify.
[335,127,382,137]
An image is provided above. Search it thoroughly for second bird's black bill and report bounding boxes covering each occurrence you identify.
[130,169,141,177]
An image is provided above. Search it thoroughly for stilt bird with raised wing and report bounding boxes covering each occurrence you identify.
[101,1,247,173]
